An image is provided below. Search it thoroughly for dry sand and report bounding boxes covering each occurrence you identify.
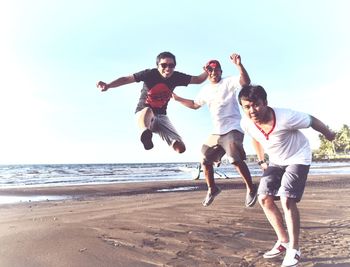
[0,175,349,267]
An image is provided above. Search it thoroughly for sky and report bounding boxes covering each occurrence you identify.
[0,0,349,165]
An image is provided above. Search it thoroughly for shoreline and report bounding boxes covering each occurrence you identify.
[0,174,349,266]
[0,173,349,198]
[1,161,349,191]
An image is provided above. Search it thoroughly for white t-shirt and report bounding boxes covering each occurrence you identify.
[240,108,312,165]
[194,76,243,135]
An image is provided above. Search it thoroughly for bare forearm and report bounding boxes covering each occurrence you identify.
[107,76,135,88]
[252,138,265,161]
[190,71,208,84]
[252,138,269,169]
[172,94,199,109]
[310,116,336,141]
[229,53,250,86]
[237,63,251,86]
[97,75,135,92]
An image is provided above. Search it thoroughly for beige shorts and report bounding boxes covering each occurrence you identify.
[201,130,246,166]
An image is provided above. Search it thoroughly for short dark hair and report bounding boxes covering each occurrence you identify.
[238,85,267,105]
[156,52,176,66]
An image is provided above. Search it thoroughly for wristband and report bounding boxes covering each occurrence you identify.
[258,159,266,165]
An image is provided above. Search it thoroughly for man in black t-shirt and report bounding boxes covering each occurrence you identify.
[97,51,207,152]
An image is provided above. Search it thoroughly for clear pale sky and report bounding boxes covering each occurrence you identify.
[1,0,349,164]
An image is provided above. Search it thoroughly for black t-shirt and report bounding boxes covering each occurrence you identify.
[134,68,192,114]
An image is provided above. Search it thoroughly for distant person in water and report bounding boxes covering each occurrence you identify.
[172,53,257,208]
[238,84,336,267]
[97,51,208,153]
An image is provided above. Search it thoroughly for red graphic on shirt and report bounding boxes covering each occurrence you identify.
[145,83,172,108]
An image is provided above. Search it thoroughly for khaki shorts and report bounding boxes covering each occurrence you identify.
[201,130,246,166]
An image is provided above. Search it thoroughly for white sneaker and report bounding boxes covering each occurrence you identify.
[263,241,288,258]
[281,248,301,267]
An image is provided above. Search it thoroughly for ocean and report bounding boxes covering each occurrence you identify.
[1,161,350,189]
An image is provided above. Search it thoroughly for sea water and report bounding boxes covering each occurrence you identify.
[0,161,349,189]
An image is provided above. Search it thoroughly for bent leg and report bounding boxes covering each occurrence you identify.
[203,163,216,191]
[172,140,186,153]
[234,160,257,207]
[219,130,256,193]
[136,107,154,130]
[200,137,224,206]
[233,160,255,192]
[259,195,289,243]
[201,163,222,206]
[136,108,154,150]
[281,197,300,249]
[278,164,309,249]
[151,114,185,153]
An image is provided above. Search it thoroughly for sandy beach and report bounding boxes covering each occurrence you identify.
[0,174,349,267]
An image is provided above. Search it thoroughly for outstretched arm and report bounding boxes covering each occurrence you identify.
[189,70,208,84]
[310,116,336,141]
[96,75,136,92]
[230,53,251,86]
[172,93,201,110]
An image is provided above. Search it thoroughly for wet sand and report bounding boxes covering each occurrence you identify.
[0,174,349,267]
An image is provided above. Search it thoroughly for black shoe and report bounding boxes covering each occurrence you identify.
[245,185,258,207]
[140,129,153,150]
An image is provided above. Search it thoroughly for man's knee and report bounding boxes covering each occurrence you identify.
[173,141,186,153]
[201,145,223,167]
[280,197,297,210]
[232,160,246,167]
[258,194,274,207]
[136,107,154,128]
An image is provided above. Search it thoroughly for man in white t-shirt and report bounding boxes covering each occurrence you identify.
[172,53,257,208]
[238,84,336,267]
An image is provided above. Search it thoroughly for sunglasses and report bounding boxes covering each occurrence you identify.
[206,66,221,72]
[159,63,176,69]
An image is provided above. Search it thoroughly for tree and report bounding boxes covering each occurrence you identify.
[314,134,335,159]
[335,124,350,154]
[313,124,350,160]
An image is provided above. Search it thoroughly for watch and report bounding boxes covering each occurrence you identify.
[258,159,266,165]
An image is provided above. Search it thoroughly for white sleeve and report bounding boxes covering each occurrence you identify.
[194,88,206,106]
[283,109,312,130]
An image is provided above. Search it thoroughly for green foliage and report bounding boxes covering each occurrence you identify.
[313,124,350,160]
